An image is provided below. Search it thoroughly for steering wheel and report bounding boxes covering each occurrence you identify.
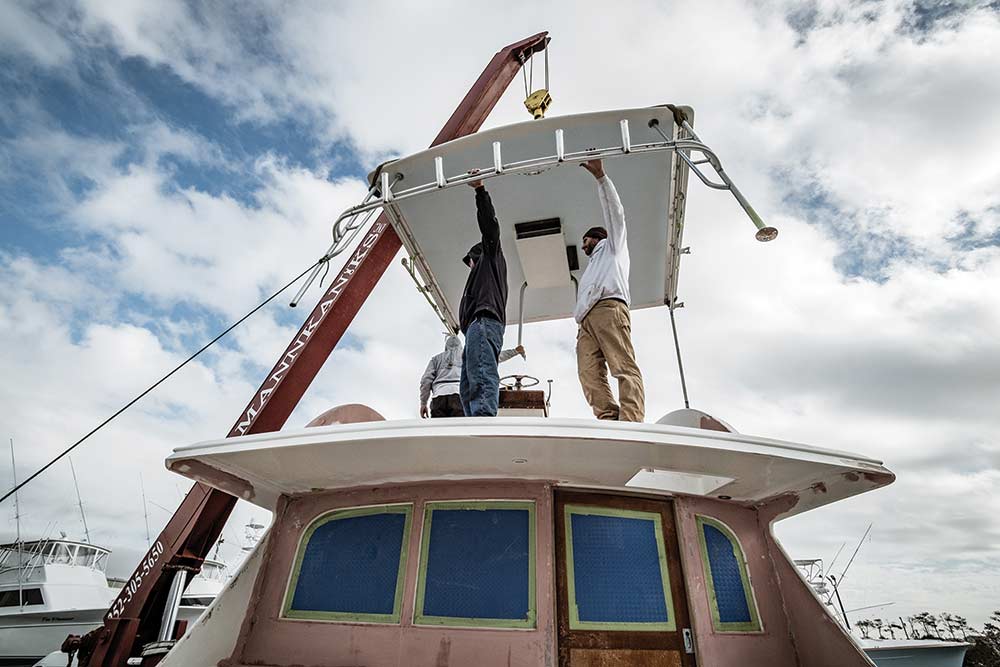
[499,374,540,391]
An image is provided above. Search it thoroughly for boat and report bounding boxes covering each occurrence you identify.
[794,559,971,666]
[858,638,970,667]
[0,539,228,667]
[40,33,903,667]
[0,539,114,667]
[150,408,896,667]
[176,559,228,627]
[111,559,228,630]
[146,98,894,664]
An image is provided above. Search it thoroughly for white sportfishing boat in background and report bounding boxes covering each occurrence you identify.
[0,540,228,667]
[176,559,228,626]
[0,539,113,667]
[858,638,971,667]
[795,559,971,667]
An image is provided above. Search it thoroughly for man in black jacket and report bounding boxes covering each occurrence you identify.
[458,173,508,416]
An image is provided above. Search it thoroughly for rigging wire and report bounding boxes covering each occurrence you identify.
[521,53,530,98]
[0,255,328,506]
[529,48,534,92]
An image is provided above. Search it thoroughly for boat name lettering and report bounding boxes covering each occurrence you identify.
[234,220,389,435]
[107,540,164,620]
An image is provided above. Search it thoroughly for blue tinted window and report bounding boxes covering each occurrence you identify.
[285,506,410,622]
[567,509,672,629]
[417,503,535,627]
[698,516,760,631]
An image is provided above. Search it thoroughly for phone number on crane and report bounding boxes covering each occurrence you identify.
[107,540,164,619]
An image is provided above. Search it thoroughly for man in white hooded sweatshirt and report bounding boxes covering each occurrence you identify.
[574,159,644,422]
[419,335,525,418]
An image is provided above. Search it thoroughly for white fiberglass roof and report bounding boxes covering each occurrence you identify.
[166,418,893,518]
[379,106,691,329]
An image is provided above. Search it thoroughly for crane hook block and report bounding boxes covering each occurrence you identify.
[524,89,552,119]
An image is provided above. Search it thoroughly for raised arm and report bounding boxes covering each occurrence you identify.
[581,159,626,251]
[596,175,626,251]
[475,186,501,252]
[468,171,500,254]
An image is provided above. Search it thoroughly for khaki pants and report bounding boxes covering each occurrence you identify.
[576,299,645,422]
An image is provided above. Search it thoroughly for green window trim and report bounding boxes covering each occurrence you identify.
[695,515,763,633]
[563,505,677,632]
[281,503,413,624]
[413,500,537,629]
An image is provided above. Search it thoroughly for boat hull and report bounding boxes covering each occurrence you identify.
[863,641,971,667]
[0,608,106,666]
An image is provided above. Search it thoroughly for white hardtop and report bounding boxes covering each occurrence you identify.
[379,105,691,329]
[166,417,893,518]
[0,539,109,554]
[0,539,110,584]
[180,559,228,602]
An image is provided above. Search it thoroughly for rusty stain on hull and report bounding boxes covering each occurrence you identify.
[435,637,452,667]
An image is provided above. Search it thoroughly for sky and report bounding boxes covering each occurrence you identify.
[1,0,999,631]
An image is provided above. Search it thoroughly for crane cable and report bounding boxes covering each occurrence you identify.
[0,255,330,505]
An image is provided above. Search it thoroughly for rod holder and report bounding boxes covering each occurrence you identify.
[434,157,445,188]
[555,129,565,162]
[493,141,504,174]
[381,172,392,202]
[620,119,631,153]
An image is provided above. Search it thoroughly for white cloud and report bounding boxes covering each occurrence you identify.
[0,2,74,68]
[64,152,367,319]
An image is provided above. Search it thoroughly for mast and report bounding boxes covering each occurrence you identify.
[139,473,151,548]
[79,32,551,667]
[68,456,91,543]
[9,438,23,610]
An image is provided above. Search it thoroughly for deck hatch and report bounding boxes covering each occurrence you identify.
[282,504,412,623]
[695,515,762,632]
[564,505,676,631]
[414,501,536,628]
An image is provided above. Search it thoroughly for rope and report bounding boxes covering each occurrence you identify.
[522,55,530,98]
[0,256,328,505]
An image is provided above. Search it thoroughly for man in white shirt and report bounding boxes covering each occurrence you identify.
[574,159,644,422]
[420,335,525,418]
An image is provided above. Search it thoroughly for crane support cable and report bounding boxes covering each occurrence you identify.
[0,255,328,505]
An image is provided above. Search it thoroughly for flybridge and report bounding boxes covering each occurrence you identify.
[168,417,893,517]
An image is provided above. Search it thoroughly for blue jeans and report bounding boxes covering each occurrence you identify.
[460,316,504,416]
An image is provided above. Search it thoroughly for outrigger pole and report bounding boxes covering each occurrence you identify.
[70,32,551,667]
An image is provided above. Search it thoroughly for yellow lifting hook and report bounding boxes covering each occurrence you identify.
[521,41,552,119]
[524,89,552,119]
